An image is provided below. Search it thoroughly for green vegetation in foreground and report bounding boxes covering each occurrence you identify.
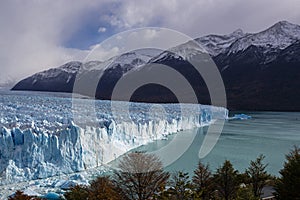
[9,146,300,200]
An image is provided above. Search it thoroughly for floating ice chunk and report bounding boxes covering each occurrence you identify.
[229,114,252,120]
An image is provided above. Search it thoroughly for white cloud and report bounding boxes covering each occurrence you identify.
[104,0,300,37]
[86,45,120,61]
[86,27,191,62]
[0,0,107,85]
[98,27,107,33]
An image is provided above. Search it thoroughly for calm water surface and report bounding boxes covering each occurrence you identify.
[132,112,300,176]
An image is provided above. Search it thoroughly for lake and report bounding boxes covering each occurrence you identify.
[131,111,300,176]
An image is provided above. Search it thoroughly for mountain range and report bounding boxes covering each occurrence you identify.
[12,21,300,111]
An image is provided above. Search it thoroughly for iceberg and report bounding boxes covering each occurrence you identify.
[0,92,228,185]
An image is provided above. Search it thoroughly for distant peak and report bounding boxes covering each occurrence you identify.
[231,28,244,36]
[276,20,293,25]
[269,20,300,30]
[57,61,82,71]
[60,61,82,67]
[233,28,244,34]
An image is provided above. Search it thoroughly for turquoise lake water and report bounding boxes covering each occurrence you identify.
[131,112,300,176]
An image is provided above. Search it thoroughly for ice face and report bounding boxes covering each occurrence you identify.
[0,91,228,185]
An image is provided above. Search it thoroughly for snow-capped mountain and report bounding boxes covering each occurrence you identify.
[148,21,300,64]
[196,28,246,56]
[12,49,160,93]
[12,21,300,110]
[227,21,300,54]
[12,61,80,93]
[149,28,246,62]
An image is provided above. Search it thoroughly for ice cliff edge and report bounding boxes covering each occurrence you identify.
[0,94,228,184]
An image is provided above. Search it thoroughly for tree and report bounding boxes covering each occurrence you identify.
[235,186,259,200]
[192,161,214,199]
[275,146,300,200]
[213,160,239,200]
[64,185,89,200]
[167,171,194,200]
[8,190,41,200]
[113,152,170,200]
[64,177,121,200]
[246,154,270,197]
[89,176,122,200]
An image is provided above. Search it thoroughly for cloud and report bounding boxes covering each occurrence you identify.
[103,0,300,37]
[87,44,120,61]
[98,27,107,33]
[86,28,190,62]
[0,0,107,84]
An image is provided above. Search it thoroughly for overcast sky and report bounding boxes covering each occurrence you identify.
[1,0,300,85]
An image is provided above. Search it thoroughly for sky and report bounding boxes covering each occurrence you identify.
[0,0,300,85]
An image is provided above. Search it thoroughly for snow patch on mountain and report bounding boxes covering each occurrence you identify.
[228,21,300,54]
[196,29,246,56]
[148,40,208,64]
[39,61,81,78]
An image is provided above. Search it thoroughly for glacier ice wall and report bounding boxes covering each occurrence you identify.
[0,91,228,184]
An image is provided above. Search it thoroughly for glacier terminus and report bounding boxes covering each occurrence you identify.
[0,90,228,185]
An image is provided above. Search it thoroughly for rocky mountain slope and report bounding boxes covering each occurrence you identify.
[12,21,300,111]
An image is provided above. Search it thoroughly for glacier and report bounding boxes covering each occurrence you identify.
[0,90,228,185]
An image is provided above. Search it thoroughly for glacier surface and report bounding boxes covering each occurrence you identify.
[0,90,228,185]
